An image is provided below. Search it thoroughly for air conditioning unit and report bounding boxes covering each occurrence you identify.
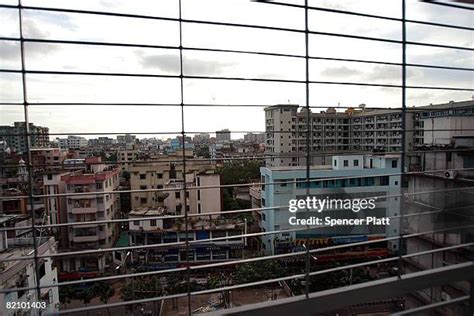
[444,170,457,179]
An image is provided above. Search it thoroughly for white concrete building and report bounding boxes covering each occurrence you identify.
[0,237,59,316]
[56,136,88,149]
[260,155,401,254]
[60,157,120,272]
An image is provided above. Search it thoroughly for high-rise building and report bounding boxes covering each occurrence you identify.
[264,100,474,167]
[244,132,265,144]
[129,153,216,210]
[0,122,49,154]
[216,129,231,143]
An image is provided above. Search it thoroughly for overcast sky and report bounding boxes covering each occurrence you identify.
[0,0,473,139]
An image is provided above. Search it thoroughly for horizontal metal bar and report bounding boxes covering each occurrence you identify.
[1,168,470,200]
[2,37,472,72]
[422,0,474,10]
[257,0,474,31]
[2,1,472,33]
[2,222,473,294]
[393,295,470,315]
[1,170,472,203]
[2,148,474,170]
[0,205,284,232]
[4,127,474,139]
[2,68,472,91]
[0,195,453,233]
[51,256,474,315]
[210,262,474,316]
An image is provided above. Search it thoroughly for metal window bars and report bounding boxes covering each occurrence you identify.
[0,0,473,315]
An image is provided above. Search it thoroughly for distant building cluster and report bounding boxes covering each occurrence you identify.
[0,122,49,154]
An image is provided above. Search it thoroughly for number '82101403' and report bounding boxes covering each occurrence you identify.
[6,301,47,310]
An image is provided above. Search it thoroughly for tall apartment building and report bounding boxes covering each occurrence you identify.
[216,129,231,143]
[31,148,67,172]
[164,173,222,216]
[117,148,138,172]
[265,100,473,167]
[260,155,401,254]
[129,154,216,210]
[116,134,136,145]
[43,170,74,247]
[0,122,49,154]
[59,157,120,273]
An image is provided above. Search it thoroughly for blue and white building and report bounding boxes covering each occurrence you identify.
[260,155,401,254]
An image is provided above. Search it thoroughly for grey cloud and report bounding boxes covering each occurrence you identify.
[0,39,58,62]
[320,66,362,77]
[363,66,402,82]
[137,52,235,75]
[23,19,49,38]
[138,54,180,73]
[25,11,77,31]
[0,42,19,61]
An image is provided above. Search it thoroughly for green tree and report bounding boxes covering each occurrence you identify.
[216,161,262,185]
[235,261,286,284]
[93,282,115,316]
[59,286,74,309]
[77,287,96,316]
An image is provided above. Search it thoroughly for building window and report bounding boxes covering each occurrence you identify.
[96,183,103,190]
[343,160,349,167]
[140,198,147,204]
[198,204,201,214]
[392,160,398,168]
[140,185,147,190]
[133,220,139,226]
[157,173,163,179]
[139,174,146,180]
[334,160,337,167]
[47,174,53,180]
[197,190,201,200]
[150,219,157,226]
[175,192,180,199]
[354,160,359,167]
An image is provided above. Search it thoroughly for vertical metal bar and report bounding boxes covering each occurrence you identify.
[18,0,43,306]
[398,0,407,279]
[304,0,311,299]
[178,0,192,314]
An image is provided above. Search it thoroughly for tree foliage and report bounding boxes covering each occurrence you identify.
[234,261,286,284]
[216,160,262,185]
